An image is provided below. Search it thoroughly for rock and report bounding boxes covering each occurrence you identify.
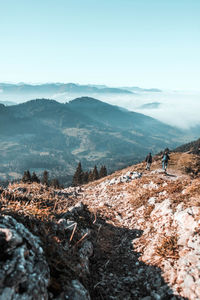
[131,172,142,179]
[68,202,85,214]
[79,240,93,258]
[63,202,85,218]
[148,197,156,205]
[151,291,161,300]
[143,181,158,190]
[108,171,142,185]
[0,215,49,300]
[109,178,117,185]
[57,280,91,300]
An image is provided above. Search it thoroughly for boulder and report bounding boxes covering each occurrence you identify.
[0,215,50,300]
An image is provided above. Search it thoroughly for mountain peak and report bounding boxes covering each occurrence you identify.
[23,98,59,105]
[69,96,107,105]
[16,98,62,109]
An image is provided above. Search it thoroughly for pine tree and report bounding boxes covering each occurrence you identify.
[83,171,89,184]
[104,166,107,177]
[72,162,83,186]
[50,178,60,189]
[99,165,107,178]
[92,165,99,181]
[22,171,27,183]
[31,172,40,183]
[22,170,31,183]
[42,170,49,186]
[88,170,93,182]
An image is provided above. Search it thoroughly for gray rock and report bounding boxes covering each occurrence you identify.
[65,202,85,217]
[56,280,91,300]
[79,240,93,258]
[0,215,50,300]
[151,291,161,300]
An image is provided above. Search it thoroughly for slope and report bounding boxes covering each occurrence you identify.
[174,137,200,155]
[68,97,179,138]
[0,152,199,299]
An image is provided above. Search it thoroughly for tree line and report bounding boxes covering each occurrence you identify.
[21,162,108,188]
[21,170,60,188]
[72,162,107,186]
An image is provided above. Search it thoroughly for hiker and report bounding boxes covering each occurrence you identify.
[145,152,152,170]
[162,150,170,172]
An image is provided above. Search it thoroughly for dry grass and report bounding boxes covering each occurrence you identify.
[0,182,95,296]
[156,235,179,259]
[126,172,199,212]
[0,182,80,221]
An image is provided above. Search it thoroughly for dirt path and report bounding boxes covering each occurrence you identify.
[88,218,182,300]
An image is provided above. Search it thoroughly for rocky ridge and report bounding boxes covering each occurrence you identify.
[0,152,200,299]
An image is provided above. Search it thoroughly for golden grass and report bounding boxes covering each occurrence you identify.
[156,234,179,259]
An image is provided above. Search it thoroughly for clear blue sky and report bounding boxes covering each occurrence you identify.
[0,0,199,90]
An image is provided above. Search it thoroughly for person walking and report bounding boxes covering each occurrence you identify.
[162,150,170,172]
[145,152,152,170]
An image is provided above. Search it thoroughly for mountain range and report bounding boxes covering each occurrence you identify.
[0,82,163,103]
[0,83,132,102]
[0,96,190,185]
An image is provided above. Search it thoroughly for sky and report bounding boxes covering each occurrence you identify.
[0,0,200,90]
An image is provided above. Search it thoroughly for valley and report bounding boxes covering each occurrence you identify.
[0,97,190,186]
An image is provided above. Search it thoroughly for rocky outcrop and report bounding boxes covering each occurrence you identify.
[0,208,93,300]
[133,201,200,300]
[0,215,49,300]
[55,280,91,300]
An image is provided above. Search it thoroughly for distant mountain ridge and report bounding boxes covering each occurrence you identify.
[0,83,132,102]
[121,86,162,93]
[0,82,163,103]
[0,97,185,185]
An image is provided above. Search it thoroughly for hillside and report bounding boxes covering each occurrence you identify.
[0,97,184,185]
[175,138,200,155]
[0,152,199,299]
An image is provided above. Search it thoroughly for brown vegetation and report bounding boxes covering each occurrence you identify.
[0,151,200,299]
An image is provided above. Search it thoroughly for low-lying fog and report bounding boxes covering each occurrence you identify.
[1,89,200,129]
[57,90,200,130]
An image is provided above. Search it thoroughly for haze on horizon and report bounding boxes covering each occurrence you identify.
[0,81,200,130]
[0,0,200,91]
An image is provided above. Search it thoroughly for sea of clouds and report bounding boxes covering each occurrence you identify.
[53,90,200,129]
[1,87,200,130]
[72,90,200,130]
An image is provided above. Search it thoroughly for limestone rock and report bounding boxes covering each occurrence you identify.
[0,215,50,300]
[56,280,91,300]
